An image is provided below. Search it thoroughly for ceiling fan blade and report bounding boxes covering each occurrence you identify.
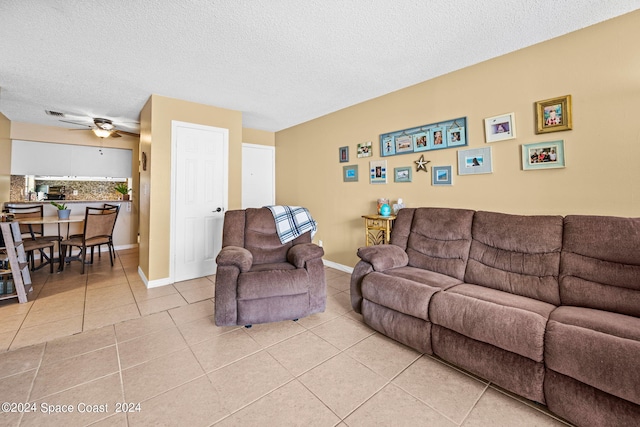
[110,132,123,138]
[60,119,92,128]
[114,130,140,137]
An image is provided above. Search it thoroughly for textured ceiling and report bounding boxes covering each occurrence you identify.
[1,0,639,133]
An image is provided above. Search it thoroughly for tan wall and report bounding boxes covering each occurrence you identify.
[139,94,243,282]
[242,128,275,146]
[0,113,10,202]
[275,11,640,268]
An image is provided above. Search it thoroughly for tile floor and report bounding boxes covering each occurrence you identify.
[0,249,573,426]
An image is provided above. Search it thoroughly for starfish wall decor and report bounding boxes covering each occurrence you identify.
[415,154,430,172]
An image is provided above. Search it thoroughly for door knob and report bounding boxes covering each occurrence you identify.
[215,207,222,212]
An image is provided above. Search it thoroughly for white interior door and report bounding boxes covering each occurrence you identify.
[242,143,275,208]
[172,121,228,282]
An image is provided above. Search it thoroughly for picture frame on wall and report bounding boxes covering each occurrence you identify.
[339,146,349,163]
[381,135,395,155]
[357,141,372,157]
[413,131,429,152]
[343,164,359,182]
[457,147,493,175]
[395,135,413,154]
[430,126,446,149]
[447,126,466,147]
[432,166,453,186]
[484,112,516,143]
[370,160,387,184]
[535,95,572,134]
[522,140,565,170]
[394,166,412,183]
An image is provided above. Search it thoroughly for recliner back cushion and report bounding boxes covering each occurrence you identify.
[404,208,475,281]
[465,211,562,305]
[560,215,640,317]
[244,208,292,264]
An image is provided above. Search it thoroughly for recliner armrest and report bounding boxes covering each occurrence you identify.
[357,244,408,272]
[216,246,253,272]
[287,243,324,268]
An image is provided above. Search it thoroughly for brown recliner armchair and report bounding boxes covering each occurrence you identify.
[214,208,326,327]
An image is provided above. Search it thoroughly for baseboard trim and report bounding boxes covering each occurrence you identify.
[323,259,354,274]
[138,266,174,289]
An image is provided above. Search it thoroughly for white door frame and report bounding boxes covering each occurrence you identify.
[170,120,229,282]
[242,143,275,208]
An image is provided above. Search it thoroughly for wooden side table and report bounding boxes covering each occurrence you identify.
[362,214,396,246]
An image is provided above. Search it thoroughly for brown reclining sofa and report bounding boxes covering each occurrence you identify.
[350,207,640,427]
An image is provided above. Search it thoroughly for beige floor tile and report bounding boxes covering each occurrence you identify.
[136,292,187,316]
[242,319,306,347]
[346,383,457,427]
[0,369,37,403]
[393,355,488,424]
[0,312,27,334]
[131,283,178,302]
[21,301,85,328]
[216,379,340,426]
[42,325,116,365]
[463,387,569,426]
[208,350,294,413]
[173,276,213,293]
[267,330,340,377]
[21,373,124,427]
[346,333,421,379]
[30,346,119,400]
[0,298,34,317]
[83,302,141,331]
[0,342,44,377]
[117,326,188,370]
[326,291,354,315]
[122,347,205,403]
[84,284,135,313]
[296,308,341,329]
[88,413,128,427]
[177,315,240,346]
[0,330,17,352]
[327,274,351,292]
[191,328,262,372]
[114,311,175,343]
[310,316,374,350]
[179,285,215,303]
[168,299,214,325]
[126,376,230,426]
[299,352,387,418]
[10,315,83,350]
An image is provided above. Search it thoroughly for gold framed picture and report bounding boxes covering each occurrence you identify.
[535,95,572,134]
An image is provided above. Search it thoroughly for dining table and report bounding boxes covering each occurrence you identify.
[16,215,85,271]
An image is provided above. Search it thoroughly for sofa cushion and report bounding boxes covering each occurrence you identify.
[403,208,475,281]
[560,215,640,317]
[465,211,562,305]
[384,266,462,290]
[238,268,309,300]
[430,284,555,362]
[357,244,408,271]
[361,271,442,321]
[545,306,640,405]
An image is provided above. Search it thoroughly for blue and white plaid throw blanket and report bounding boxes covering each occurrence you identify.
[265,205,317,244]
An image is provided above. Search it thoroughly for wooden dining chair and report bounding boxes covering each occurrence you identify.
[5,205,56,272]
[59,206,119,274]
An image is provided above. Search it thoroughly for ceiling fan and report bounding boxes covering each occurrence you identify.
[46,110,140,138]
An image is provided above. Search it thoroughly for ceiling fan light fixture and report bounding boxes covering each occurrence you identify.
[94,118,115,130]
[92,128,112,138]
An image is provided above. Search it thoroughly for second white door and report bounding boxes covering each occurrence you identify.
[242,143,275,208]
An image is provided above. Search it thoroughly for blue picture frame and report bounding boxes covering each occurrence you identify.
[432,166,453,186]
[343,164,359,182]
[380,117,467,157]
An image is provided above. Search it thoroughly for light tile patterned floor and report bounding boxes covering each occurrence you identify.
[0,250,572,426]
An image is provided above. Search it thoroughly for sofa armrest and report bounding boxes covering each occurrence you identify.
[287,243,324,268]
[216,246,253,272]
[357,244,408,272]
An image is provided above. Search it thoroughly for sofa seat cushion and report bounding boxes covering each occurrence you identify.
[384,266,463,290]
[430,284,555,362]
[238,268,309,300]
[249,262,297,272]
[545,306,640,405]
[361,271,443,321]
